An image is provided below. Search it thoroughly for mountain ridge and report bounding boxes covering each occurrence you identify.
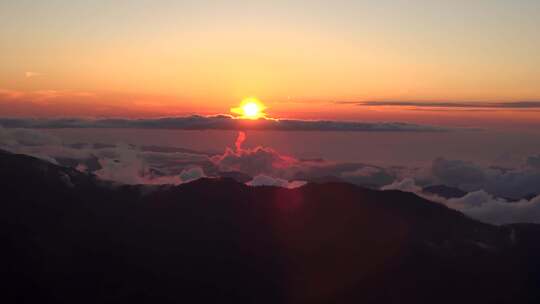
[1,149,540,303]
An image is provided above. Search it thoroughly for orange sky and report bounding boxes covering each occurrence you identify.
[0,88,538,131]
[1,1,540,126]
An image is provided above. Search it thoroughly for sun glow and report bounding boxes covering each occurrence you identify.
[231,98,267,119]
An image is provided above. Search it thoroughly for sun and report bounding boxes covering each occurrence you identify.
[243,102,260,117]
[231,97,267,119]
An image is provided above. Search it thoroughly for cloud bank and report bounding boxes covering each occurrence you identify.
[0,127,395,189]
[344,101,540,109]
[383,178,540,225]
[0,127,208,185]
[0,116,448,132]
[423,157,540,200]
[3,126,540,224]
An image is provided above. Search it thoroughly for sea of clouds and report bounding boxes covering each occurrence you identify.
[1,126,539,225]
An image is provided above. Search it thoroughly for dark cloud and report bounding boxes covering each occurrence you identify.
[0,116,448,132]
[341,101,540,109]
[527,155,540,170]
[431,158,487,190]
[425,158,540,200]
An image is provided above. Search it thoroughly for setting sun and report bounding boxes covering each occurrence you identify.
[243,102,260,118]
[231,98,267,119]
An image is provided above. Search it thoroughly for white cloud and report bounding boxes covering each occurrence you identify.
[382,178,540,225]
[419,157,540,200]
[3,127,540,225]
[211,132,298,177]
[212,146,297,177]
[447,191,540,225]
[179,167,206,183]
[246,175,306,189]
[381,178,422,193]
[0,127,208,185]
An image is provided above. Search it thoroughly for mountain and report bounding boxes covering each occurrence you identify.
[504,193,539,202]
[422,184,538,202]
[422,184,468,199]
[55,154,102,172]
[1,149,540,304]
[216,170,253,183]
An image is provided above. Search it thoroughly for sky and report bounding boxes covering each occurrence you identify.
[1,0,540,124]
[2,1,540,224]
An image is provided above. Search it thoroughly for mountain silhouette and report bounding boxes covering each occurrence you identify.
[422,184,468,199]
[1,149,539,304]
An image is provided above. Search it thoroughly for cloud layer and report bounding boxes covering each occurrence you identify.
[344,101,540,109]
[423,157,540,200]
[0,127,208,185]
[383,178,540,225]
[2,126,540,225]
[0,116,448,132]
[0,127,396,189]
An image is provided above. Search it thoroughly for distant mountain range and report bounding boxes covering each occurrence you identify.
[1,149,540,303]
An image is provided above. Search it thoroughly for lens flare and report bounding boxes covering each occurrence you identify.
[231,97,266,119]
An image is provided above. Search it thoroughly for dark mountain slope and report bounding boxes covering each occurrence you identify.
[1,150,539,303]
[423,184,468,199]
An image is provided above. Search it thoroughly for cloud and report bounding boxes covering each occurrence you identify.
[0,126,209,185]
[0,127,317,188]
[235,131,246,151]
[446,191,540,225]
[382,178,540,225]
[402,157,540,200]
[342,101,540,109]
[94,144,150,185]
[430,158,487,191]
[3,126,540,224]
[0,127,61,147]
[211,132,298,177]
[246,174,306,189]
[381,178,422,193]
[210,132,397,188]
[179,167,206,183]
[0,116,448,132]
[2,126,537,199]
[0,127,64,163]
[0,89,94,103]
[92,146,207,185]
[527,155,540,170]
[340,166,394,187]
